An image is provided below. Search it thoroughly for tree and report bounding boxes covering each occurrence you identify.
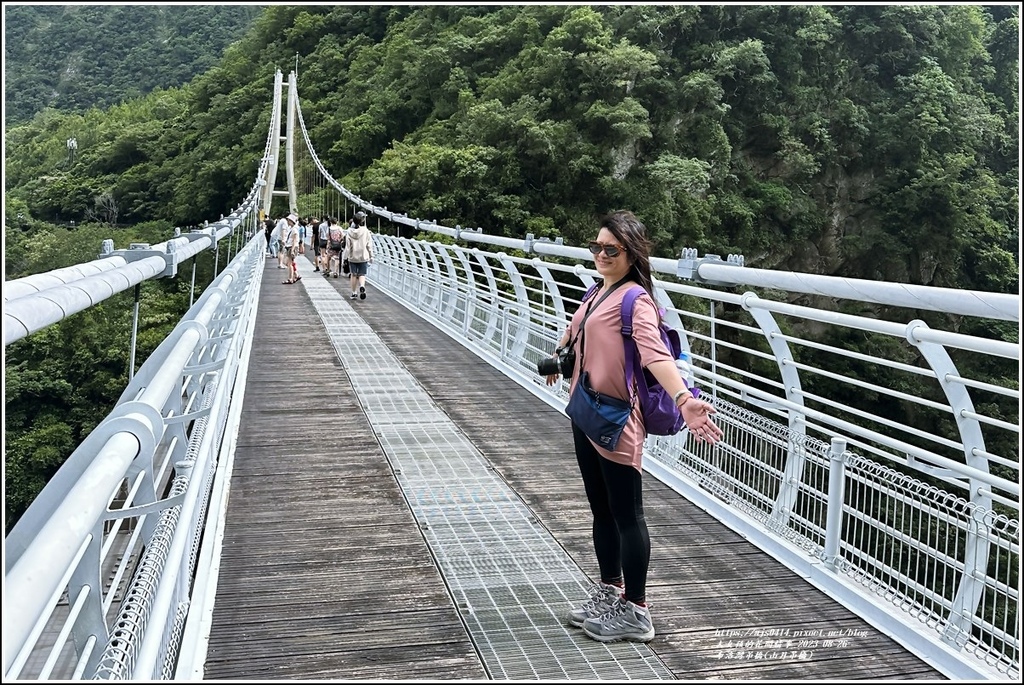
[85,192,119,225]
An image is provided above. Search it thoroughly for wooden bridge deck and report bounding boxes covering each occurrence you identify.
[200,254,945,681]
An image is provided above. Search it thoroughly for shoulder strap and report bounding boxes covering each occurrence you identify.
[620,286,648,398]
[571,279,629,370]
[620,286,644,338]
[579,278,629,331]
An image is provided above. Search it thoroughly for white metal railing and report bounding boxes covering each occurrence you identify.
[3,234,264,681]
[2,70,287,681]
[366,233,1019,681]
[2,67,287,682]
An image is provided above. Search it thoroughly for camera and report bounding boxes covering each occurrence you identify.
[537,346,576,377]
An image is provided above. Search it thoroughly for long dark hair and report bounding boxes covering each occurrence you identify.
[599,210,656,301]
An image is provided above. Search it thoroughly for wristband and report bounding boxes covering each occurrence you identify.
[673,388,692,406]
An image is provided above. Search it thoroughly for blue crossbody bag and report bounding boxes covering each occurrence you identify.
[563,278,633,450]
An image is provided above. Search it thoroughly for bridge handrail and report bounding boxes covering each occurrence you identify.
[2,74,283,348]
[3,235,265,680]
[290,102,1017,324]
[374,235,1020,485]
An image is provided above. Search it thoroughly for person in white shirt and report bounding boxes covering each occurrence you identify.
[281,214,301,284]
[344,211,374,299]
[274,215,291,269]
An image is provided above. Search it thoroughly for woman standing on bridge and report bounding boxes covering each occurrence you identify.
[545,210,723,643]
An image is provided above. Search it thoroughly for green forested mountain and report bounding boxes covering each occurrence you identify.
[3,4,261,125]
[5,4,1018,290]
[4,4,1020,529]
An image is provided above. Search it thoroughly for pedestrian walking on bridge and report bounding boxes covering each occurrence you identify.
[281,214,301,285]
[345,211,373,300]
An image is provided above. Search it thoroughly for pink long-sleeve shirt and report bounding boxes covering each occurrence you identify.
[566,283,674,470]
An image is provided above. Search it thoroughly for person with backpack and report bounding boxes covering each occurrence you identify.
[344,211,373,299]
[316,216,331,273]
[263,218,277,258]
[325,218,346,278]
[543,210,723,644]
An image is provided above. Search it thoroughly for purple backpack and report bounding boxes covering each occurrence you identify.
[620,286,688,436]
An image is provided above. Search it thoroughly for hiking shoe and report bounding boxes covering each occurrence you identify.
[566,582,622,628]
[359,285,366,300]
[582,598,655,643]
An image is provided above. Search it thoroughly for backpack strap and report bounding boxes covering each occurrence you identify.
[620,286,647,400]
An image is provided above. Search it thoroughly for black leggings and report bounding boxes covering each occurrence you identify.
[572,423,650,605]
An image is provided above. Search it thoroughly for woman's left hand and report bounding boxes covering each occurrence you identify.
[681,398,724,444]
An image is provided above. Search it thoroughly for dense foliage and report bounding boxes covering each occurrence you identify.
[4,5,1019,529]
[3,221,224,528]
[3,4,260,125]
[6,5,1018,289]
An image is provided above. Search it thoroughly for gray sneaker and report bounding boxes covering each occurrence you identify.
[566,582,622,628]
[582,598,655,643]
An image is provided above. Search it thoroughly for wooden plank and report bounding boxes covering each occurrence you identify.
[204,260,946,681]
[204,262,487,681]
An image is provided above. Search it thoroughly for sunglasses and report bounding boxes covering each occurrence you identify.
[587,241,626,258]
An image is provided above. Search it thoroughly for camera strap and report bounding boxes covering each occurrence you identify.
[571,276,632,375]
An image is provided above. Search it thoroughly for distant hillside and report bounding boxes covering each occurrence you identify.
[4,4,1017,293]
[3,4,1017,534]
[3,4,262,125]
